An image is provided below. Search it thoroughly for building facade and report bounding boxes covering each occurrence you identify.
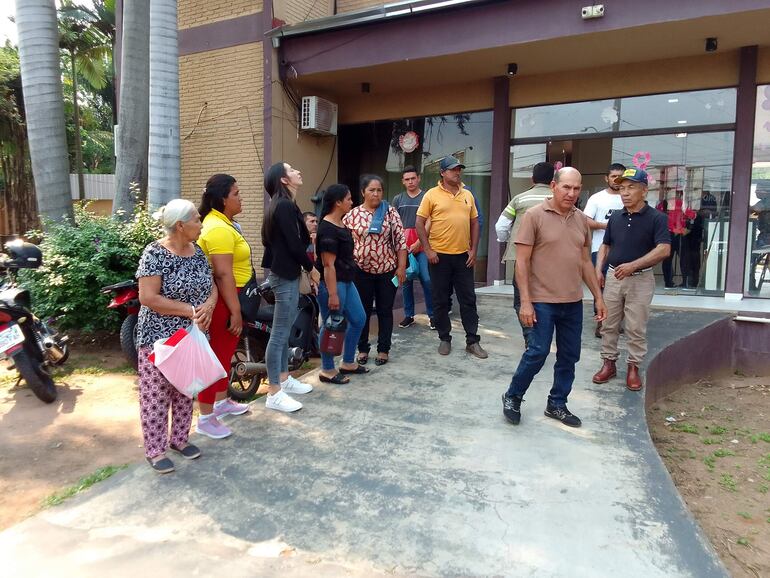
[167,0,770,301]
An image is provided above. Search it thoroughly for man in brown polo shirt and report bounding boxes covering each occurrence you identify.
[502,167,607,428]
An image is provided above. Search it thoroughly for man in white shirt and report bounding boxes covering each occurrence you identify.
[583,163,625,338]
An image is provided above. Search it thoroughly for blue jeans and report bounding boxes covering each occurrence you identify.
[317,280,367,371]
[402,251,433,318]
[265,273,300,385]
[506,301,583,406]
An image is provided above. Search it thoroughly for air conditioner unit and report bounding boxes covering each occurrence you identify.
[301,96,338,136]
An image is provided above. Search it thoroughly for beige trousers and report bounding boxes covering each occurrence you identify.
[600,269,655,366]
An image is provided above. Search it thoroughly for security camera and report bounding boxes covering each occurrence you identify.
[582,4,605,19]
[581,6,591,18]
[705,37,718,52]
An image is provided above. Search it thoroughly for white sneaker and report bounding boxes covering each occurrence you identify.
[281,375,313,394]
[265,390,302,413]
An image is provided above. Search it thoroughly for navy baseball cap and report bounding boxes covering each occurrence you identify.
[613,167,648,185]
[440,156,465,171]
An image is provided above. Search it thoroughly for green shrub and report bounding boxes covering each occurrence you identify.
[18,203,162,332]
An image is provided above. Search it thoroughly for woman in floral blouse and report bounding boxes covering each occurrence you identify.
[344,174,407,365]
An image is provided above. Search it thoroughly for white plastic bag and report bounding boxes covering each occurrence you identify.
[149,323,226,398]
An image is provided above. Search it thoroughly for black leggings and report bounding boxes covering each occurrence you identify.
[355,270,397,354]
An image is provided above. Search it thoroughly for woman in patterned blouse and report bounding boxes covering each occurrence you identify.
[136,199,218,474]
[343,175,407,366]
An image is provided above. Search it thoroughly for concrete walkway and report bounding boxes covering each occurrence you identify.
[1,296,728,577]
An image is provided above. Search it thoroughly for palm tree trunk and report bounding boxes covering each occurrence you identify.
[15,0,74,225]
[70,51,86,201]
[113,0,149,217]
[148,0,180,209]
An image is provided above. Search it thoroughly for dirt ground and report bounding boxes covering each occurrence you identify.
[648,375,770,578]
[0,332,318,531]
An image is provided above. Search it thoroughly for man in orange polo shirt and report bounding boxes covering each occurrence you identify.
[502,167,606,428]
[416,156,487,359]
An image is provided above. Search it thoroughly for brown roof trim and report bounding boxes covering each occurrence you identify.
[179,12,264,56]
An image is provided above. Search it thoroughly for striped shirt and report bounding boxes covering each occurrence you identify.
[500,183,552,262]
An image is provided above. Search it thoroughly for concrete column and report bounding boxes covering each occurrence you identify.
[724,45,758,299]
[486,75,511,284]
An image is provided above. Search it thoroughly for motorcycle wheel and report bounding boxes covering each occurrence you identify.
[13,345,57,403]
[228,334,266,401]
[120,314,139,370]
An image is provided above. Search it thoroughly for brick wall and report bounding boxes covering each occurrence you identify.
[281,0,332,24]
[335,0,382,14]
[179,42,265,261]
[178,0,263,29]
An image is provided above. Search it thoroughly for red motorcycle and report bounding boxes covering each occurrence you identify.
[100,280,140,369]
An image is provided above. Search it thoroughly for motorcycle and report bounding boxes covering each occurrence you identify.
[0,240,70,403]
[100,280,140,369]
[228,279,317,400]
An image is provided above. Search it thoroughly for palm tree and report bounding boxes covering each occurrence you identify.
[0,43,38,235]
[14,0,73,225]
[59,0,113,200]
[112,0,149,217]
[148,0,180,208]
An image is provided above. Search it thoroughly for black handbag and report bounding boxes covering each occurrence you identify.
[238,271,263,322]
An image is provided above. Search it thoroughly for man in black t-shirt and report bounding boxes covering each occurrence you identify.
[592,168,671,391]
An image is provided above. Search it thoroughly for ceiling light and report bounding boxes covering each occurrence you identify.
[668,98,679,103]
[677,120,688,124]
[676,133,688,138]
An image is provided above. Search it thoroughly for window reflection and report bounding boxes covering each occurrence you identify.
[747,85,770,297]
[513,89,736,139]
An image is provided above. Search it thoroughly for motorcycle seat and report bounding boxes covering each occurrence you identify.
[101,280,137,292]
[254,304,275,322]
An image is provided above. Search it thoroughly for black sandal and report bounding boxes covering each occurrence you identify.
[319,373,350,384]
[147,456,175,474]
[170,443,201,460]
[357,353,369,365]
[375,356,389,366]
[340,365,370,375]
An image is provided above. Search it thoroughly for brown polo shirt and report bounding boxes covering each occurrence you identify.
[514,198,591,303]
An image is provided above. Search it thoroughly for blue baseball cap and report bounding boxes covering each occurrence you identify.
[613,168,648,185]
[440,156,465,171]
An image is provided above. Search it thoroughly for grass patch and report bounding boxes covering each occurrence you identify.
[759,485,769,494]
[707,425,728,435]
[719,474,738,493]
[736,537,750,546]
[704,455,716,471]
[757,432,770,443]
[702,437,723,445]
[671,423,699,434]
[713,449,735,458]
[42,465,128,508]
[737,511,752,519]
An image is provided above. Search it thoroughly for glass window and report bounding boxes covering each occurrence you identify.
[612,132,734,294]
[512,89,736,139]
[746,85,770,297]
[339,111,493,281]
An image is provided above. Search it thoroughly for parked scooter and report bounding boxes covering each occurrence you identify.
[100,280,140,369]
[0,240,69,403]
[228,279,317,400]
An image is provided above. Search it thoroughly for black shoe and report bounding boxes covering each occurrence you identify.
[502,394,522,425]
[429,317,436,330]
[399,316,415,328]
[170,443,201,460]
[544,403,582,428]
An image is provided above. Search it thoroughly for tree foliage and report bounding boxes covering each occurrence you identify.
[19,199,162,332]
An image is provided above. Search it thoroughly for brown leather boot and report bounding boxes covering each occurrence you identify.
[626,364,643,391]
[592,359,616,383]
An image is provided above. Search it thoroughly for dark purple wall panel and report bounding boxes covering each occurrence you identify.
[179,12,264,56]
[486,75,509,282]
[281,0,770,75]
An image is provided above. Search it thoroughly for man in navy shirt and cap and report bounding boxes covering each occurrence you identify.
[592,168,671,391]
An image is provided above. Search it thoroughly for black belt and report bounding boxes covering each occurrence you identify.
[607,265,652,276]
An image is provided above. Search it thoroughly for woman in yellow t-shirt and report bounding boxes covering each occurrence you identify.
[195,174,252,439]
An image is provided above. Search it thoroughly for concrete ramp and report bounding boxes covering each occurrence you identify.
[1,297,727,577]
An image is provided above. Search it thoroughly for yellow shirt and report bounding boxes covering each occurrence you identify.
[198,209,252,287]
[416,180,479,254]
